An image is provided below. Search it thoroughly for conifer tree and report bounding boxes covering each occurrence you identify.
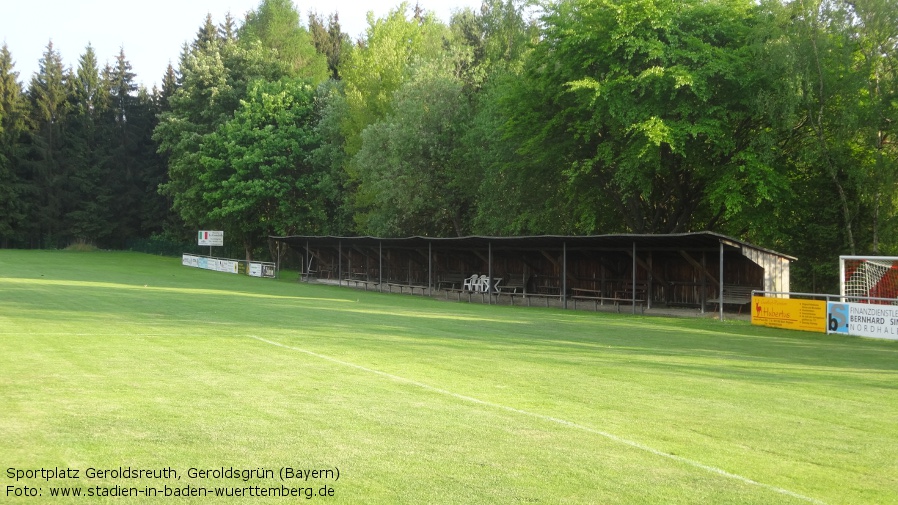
[156,12,297,238]
[130,84,170,240]
[193,13,220,51]
[108,49,136,127]
[155,23,234,231]
[219,12,238,43]
[65,44,113,244]
[148,63,180,236]
[0,44,30,247]
[26,41,70,247]
[156,63,178,113]
[104,49,144,243]
[308,11,349,80]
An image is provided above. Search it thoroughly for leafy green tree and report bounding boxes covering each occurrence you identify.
[495,0,791,234]
[783,0,898,258]
[156,15,290,237]
[339,3,449,156]
[337,3,454,235]
[197,78,327,260]
[308,80,353,234]
[449,1,543,235]
[788,0,867,254]
[155,39,228,234]
[846,0,898,253]
[239,0,329,82]
[354,60,475,236]
[469,72,570,235]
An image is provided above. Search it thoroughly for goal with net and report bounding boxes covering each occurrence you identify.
[840,256,898,305]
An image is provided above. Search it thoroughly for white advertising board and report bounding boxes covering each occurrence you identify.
[181,254,198,268]
[182,254,258,277]
[827,302,898,340]
[216,259,235,273]
[198,230,224,246]
[249,262,276,278]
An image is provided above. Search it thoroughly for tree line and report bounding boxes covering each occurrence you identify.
[0,0,895,292]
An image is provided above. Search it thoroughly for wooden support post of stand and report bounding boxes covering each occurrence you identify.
[719,241,724,322]
[562,242,567,310]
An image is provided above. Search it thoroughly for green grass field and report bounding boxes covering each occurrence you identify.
[1,250,896,504]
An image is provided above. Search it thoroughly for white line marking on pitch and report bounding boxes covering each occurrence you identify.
[249,335,826,505]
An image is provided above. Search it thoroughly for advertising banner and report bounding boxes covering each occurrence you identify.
[181,254,198,268]
[249,262,275,278]
[182,255,271,279]
[751,296,827,333]
[827,302,898,340]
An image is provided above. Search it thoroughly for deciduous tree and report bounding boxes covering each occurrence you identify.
[197,78,326,260]
[339,3,448,156]
[354,61,474,236]
[500,0,791,234]
[239,0,329,82]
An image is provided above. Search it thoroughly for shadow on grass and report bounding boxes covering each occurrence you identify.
[2,251,896,378]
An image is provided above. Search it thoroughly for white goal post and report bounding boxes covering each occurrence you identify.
[840,256,898,304]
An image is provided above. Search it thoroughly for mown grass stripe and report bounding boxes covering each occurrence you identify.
[249,335,827,505]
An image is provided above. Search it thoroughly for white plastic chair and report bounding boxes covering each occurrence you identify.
[463,274,479,291]
[477,275,490,293]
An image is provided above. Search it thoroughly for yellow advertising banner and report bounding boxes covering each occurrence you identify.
[751,296,827,333]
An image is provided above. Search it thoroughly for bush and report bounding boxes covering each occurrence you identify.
[64,240,99,252]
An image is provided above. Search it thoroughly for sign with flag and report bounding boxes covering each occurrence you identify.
[198,230,224,246]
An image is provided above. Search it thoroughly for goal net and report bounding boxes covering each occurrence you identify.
[840,256,898,305]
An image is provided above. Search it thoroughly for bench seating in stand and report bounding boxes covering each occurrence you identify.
[708,285,755,314]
